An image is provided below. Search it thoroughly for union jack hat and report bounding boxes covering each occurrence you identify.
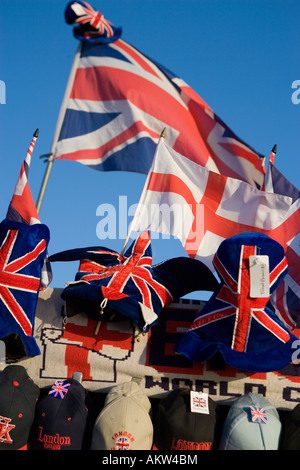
[30,378,96,450]
[153,388,217,450]
[91,380,153,450]
[175,232,299,372]
[218,393,281,450]
[65,1,122,44]
[0,218,50,359]
[49,231,218,333]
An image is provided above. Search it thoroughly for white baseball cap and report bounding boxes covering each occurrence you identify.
[91,380,153,450]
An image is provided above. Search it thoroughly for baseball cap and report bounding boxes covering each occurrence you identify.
[0,365,40,450]
[153,388,217,451]
[218,393,282,450]
[281,403,300,450]
[30,378,96,450]
[91,379,153,450]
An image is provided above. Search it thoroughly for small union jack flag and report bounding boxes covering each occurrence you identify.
[115,436,130,450]
[192,396,207,408]
[250,406,268,424]
[48,380,71,399]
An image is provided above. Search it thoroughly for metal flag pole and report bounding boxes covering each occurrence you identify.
[120,127,166,256]
[36,43,83,214]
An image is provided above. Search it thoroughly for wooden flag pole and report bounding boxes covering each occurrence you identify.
[120,127,166,256]
[36,43,83,214]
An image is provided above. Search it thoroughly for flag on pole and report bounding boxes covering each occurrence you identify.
[6,130,52,289]
[50,1,265,189]
[129,137,292,272]
[263,161,300,329]
[6,129,40,226]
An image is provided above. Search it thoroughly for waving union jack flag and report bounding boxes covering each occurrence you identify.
[0,219,50,358]
[51,2,265,188]
[6,130,52,290]
[49,380,71,399]
[263,161,300,329]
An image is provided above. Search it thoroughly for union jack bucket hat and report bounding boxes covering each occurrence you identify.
[175,232,299,372]
[49,231,218,333]
[218,393,282,450]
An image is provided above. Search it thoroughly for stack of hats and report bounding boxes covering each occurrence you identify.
[91,379,153,450]
[153,388,217,450]
[0,365,40,450]
[30,378,96,450]
[218,393,282,450]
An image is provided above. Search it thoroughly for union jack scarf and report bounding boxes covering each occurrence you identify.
[175,232,298,372]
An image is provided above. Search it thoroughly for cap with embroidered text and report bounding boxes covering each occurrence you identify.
[91,380,153,450]
[31,378,96,450]
[0,365,40,450]
[153,388,217,450]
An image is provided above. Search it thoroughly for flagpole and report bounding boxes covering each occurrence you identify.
[36,43,83,214]
[120,127,166,255]
[269,144,277,165]
[262,144,277,192]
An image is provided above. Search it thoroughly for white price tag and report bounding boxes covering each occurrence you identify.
[190,391,209,414]
[249,255,270,298]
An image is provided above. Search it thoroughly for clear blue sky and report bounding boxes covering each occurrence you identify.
[1,0,299,296]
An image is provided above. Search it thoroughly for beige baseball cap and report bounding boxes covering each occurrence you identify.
[91,380,153,450]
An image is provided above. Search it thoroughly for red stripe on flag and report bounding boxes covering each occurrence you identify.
[116,40,162,79]
[55,120,160,162]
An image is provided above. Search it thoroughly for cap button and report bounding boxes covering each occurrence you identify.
[13,381,19,387]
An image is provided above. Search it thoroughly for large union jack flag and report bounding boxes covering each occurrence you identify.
[0,219,50,358]
[263,161,300,329]
[51,2,265,188]
[49,231,218,332]
[175,232,299,373]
